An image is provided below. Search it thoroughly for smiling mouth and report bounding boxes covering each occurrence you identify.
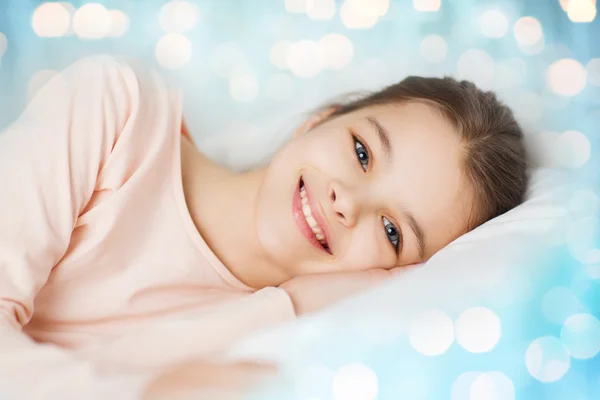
[299,177,331,253]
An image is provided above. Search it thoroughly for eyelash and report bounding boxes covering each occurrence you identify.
[351,132,402,254]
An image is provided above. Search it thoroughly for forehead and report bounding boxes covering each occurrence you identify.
[349,103,473,257]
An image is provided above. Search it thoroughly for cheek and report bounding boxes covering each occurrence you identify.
[337,227,393,271]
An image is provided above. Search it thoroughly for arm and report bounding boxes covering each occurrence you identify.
[0,55,152,399]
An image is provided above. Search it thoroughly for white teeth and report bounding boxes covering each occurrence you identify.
[306,215,318,229]
[299,185,327,247]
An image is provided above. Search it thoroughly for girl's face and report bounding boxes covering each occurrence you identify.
[253,102,473,277]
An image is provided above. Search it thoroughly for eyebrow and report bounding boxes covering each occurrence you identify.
[404,210,426,260]
[365,116,426,260]
[366,116,393,163]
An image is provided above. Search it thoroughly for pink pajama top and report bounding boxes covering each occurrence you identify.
[0,55,295,399]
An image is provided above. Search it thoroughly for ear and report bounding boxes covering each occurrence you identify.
[293,107,338,138]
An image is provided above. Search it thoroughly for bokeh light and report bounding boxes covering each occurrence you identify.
[479,9,509,38]
[307,0,336,20]
[420,35,448,63]
[413,0,442,12]
[318,33,354,70]
[2,1,600,399]
[455,307,502,353]
[159,0,199,34]
[585,58,600,85]
[155,34,192,70]
[270,41,292,70]
[566,0,597,22]
[287,40,323,78]
[527,130,591,169]
[73,3,111,39]
[294,364,335,399]
[560,313,600,359]
[408,309,454,356]
[0,32,7,58]
[542,286,586,324]
[546,58,587,96]
[513,17,543,46]
[570,189,599,218]
[525,336,571,383]
[567,216,599,263]
[108,10,130,38]
[285,0,310,13]
[456,48,495,89]
[332,363,378,400]
[470,372,515,400]
[31,2,71,38]
[340,0,380,29]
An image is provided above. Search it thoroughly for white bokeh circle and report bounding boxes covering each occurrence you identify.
[546,58,588,97]
[285,0,310,13]
[420,35,448,63]
[456,49,495,89]
[513,17,543,46]
[287,40,324,78]
[586,58,600,86]
[341,0,380,29]
[566,0,598,23]
[108,10,130,37]
[270,41,292,70]
[527,130,591,169]
[561,313,600,359]
[332,363,379,400]
[470,372,515,400]
[542,286,586,325]
[569,189,599,218]
[319,33,354,70]
[73,3,112,39]
[455,307,502,353]
[294,364,335,400]
[0,32,7,57]
[31,2,71,37]
[155,34,192,70]
[413,0,442,12]
[479,10,509,38]
[567,217,600,263]
[525,336,571,383]
[159,0,199,34]
[307,0,336,20]
[408,309,454,356]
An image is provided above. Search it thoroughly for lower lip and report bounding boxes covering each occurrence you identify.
[292,178,327,252]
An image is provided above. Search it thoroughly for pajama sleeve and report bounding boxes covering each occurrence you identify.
[0,55,153,399]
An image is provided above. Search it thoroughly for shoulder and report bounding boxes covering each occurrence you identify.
[59,54,178,106]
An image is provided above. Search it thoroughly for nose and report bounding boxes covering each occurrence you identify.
[329,181,359,228]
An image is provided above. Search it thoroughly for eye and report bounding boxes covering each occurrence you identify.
[353,135,369,172]
[382,216,401,253]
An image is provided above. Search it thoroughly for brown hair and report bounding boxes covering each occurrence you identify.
[321,76,529,231]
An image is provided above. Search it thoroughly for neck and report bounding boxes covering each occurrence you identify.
[180,137,290,289]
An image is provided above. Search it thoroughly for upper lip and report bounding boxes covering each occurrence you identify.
[302,178,333,255]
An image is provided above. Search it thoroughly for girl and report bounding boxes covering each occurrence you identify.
[0,55,527,399]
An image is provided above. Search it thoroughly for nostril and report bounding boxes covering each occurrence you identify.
[330,188,336,202]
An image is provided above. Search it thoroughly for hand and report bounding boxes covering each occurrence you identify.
[142,361,276,400]
[280,268,398,316]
